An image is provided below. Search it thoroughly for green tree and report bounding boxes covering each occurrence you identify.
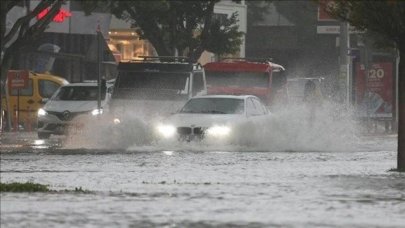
[103,0,244,62]
[327,0,405,171]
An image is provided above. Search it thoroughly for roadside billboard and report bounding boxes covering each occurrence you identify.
[7,70,29,90]
[355,62,394,118]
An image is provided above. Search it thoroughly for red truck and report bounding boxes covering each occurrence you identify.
[204,58,287,107]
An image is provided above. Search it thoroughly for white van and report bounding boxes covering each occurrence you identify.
[37,82,112,139]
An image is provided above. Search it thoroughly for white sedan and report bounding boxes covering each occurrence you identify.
[155,95,271,143]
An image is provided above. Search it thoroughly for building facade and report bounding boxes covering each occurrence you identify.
[246,1,340,95]
[6,1,247,80]
[6,1,115,82]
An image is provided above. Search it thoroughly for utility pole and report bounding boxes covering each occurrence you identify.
[394,49,399,132]
[362,36,371,131]
[339,20,350,105]
[96,21,102,112]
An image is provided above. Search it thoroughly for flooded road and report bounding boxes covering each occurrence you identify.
[1,134,404,227]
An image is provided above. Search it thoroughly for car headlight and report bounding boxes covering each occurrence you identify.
[91,108,103,116]
[38,108,47,116]
[113,118,121,124]
[206,125,231,137]
[157,124,176,138]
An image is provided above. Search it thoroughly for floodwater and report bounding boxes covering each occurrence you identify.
[1,105,405,228]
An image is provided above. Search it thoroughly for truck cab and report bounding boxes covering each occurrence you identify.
[107,56,207,146]
[110,56,206,119]
[203,58,287,107]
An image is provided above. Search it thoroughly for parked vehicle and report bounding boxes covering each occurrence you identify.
[1,70,69,130]
[155,95,270,143]
[204,58,287,107]
[37,81,111,139]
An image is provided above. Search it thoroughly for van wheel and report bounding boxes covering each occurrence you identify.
[38,132,50,139]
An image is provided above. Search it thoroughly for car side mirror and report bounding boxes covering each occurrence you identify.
[41,98,49,104]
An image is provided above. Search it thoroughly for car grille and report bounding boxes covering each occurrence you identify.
[48,111,88,121]
[177,127,204,136]
[176,127,205,141]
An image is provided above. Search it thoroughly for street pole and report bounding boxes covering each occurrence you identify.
[395,49,399,132]
[364,39,371,132]
[339,21,350,106]
[4,79,12,132]
[97,22,102,112]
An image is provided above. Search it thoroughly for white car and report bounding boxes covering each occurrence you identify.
[155,95,270,142]
[37,82,112,139]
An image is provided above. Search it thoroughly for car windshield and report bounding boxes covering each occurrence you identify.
[206,72,268,88]
[180,98,244,114]
[52,86,106,101]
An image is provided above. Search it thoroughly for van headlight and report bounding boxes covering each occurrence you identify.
[157,124,176,138]
[91,108,103,116]
[38,108,47,116]
[113,118,121,124]
[206,125,231,137]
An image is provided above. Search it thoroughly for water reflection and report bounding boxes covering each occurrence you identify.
[163,151,174,156]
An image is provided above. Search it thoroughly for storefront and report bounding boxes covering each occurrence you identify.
[107,29,156,62]
[108,0,247,64]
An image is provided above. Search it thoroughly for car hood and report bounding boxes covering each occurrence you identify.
[44,100,106,113]
[162,113,245,127]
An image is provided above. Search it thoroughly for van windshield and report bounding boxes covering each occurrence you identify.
[52,86,106,101]
[113,71,190,100]
[206,72,268,88]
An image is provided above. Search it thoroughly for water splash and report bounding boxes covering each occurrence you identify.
[62,102,361,152]
[235,102,360,152]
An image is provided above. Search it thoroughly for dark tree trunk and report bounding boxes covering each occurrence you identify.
[398,47,405,170]
[1,37,19,131]
[189,1,216,62]
[147,35,172,57]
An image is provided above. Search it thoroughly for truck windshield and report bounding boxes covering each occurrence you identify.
[113,71,190,100]
[206,72,268,88]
